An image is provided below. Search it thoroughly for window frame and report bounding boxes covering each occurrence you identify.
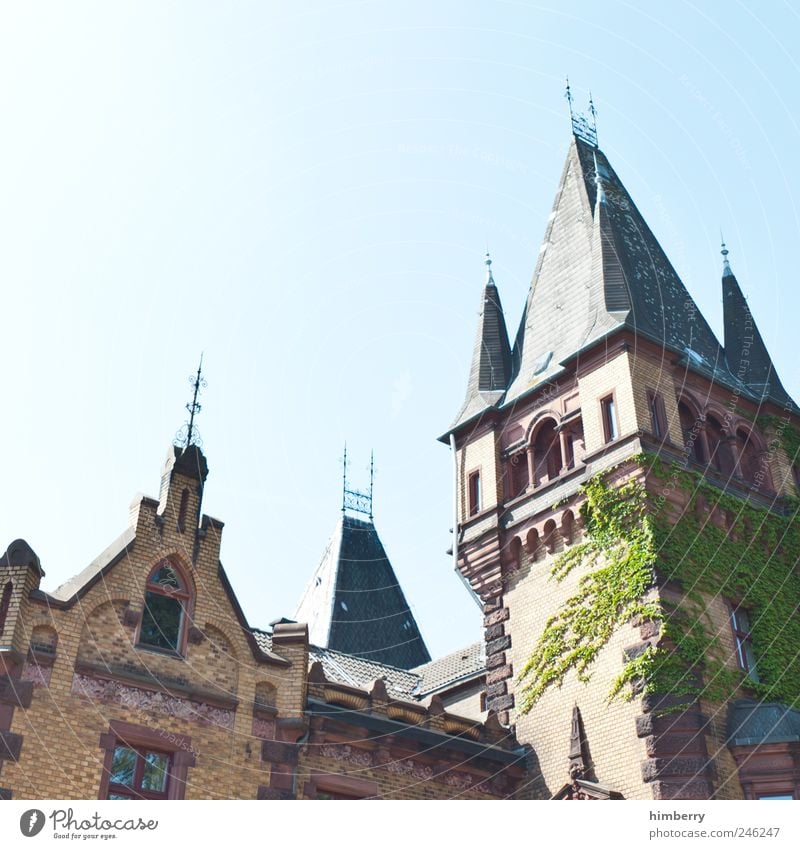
[98,721,195,801]
[600,394,618,443]
[106,744,173,800]
[647,389,667,440]
[729,602,759,682]
[136,558,193,657]
[303,771,379,800]
[467,469,482,517]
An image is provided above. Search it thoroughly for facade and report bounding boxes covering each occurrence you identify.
[2,122,799,800]
[446,127,800,800]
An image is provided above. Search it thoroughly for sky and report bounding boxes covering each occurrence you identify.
[1,1,799,659]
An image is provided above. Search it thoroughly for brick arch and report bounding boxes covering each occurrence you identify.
[525,409,562,443]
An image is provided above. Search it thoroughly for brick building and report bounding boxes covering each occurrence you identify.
[2,121,799,800]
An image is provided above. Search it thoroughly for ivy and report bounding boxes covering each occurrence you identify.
[517,455,800,714]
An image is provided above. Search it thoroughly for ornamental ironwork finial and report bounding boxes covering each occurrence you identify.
[176,355,207,449]
[342,446,374,519]
[485,251,495,286]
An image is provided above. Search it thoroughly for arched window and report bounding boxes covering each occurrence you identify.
[532,419,562,486]
[138,560,191,654]
[706,415,735,477]
[736,428,761,484]
[679,401,705,464]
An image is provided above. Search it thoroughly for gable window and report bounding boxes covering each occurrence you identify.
[138,560,190,654]
[468,471,482,516]
[647,391,667,439]
[107,744,171,800]
[600,395,618,443]
[730,604,758,682]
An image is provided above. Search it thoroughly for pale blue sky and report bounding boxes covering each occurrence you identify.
[1,1,798,657]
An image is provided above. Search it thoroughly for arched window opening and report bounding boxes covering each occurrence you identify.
[533,420,562,486]
[679,401,705,464]
[506,451,529,500]
[736,429,761,484]
[138,560,190,654]
[0,581,12,636]
[562,418,585,469]
[706,415,735,477]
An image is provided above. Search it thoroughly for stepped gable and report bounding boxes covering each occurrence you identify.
[505,136,735,406]
[295,514,431,669]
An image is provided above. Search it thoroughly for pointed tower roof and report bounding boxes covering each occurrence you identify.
[451,253,512,429]
[505,136,731,405]
[295,513,431,669]
[721,242,796,409]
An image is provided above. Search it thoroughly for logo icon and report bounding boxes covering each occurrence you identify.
[20,810,46,837]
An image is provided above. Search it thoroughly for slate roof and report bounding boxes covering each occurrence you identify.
[722,263,797,410]
[451,256,512,429]
[448,134,792,434]
[294,514,431,669]
[505,136,733,405]
[305,641,485,700]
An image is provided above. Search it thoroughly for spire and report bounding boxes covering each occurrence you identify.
[721,243,796,408]
[504,136,729,406]
[295,465,431,668]
[449,253,512,429]
[721,235,733,277]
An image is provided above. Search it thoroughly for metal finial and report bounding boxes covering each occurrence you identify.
[565,76,574,119]
[588,91,598,143]
[484,251,495,285]
[178,354,207,449]
[341,448,374,518]
[721,233,733,276]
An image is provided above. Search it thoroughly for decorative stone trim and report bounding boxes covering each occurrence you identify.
[322,685,369,711]
[442,715,481,740]
[72,673,235,729]
[21,662,51,688]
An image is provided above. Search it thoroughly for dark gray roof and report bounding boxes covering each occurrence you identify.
[505,136,733,405]
[722,265,797,410]
[728,699,800,746]
[451,258,512,429]
[307,640,485,700]
[412,641,484,695]
[295,514,431,669]
[308,644,420,698]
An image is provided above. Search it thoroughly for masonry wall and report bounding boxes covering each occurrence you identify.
[1,459,308,800]
[503,535,650,799]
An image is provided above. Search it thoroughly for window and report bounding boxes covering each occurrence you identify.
[532,419,562,485]
[730,604,758,682]
[98,721,195,801]
[679,401,705,464]
[138,560,190,654]
[600,395,618,443]
[106,745,171,800]
[647,391,667,439]
[706,415,735,476]
[468,471,481,516]
[506,451,529,499]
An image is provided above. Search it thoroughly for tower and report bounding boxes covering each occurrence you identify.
[444,121,800,799]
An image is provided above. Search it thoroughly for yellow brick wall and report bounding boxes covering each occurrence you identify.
[577,351,638,455]
[504,533,651,800]
[3,466,306,800]
[458,426,500,522]
[629,352,684,446]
